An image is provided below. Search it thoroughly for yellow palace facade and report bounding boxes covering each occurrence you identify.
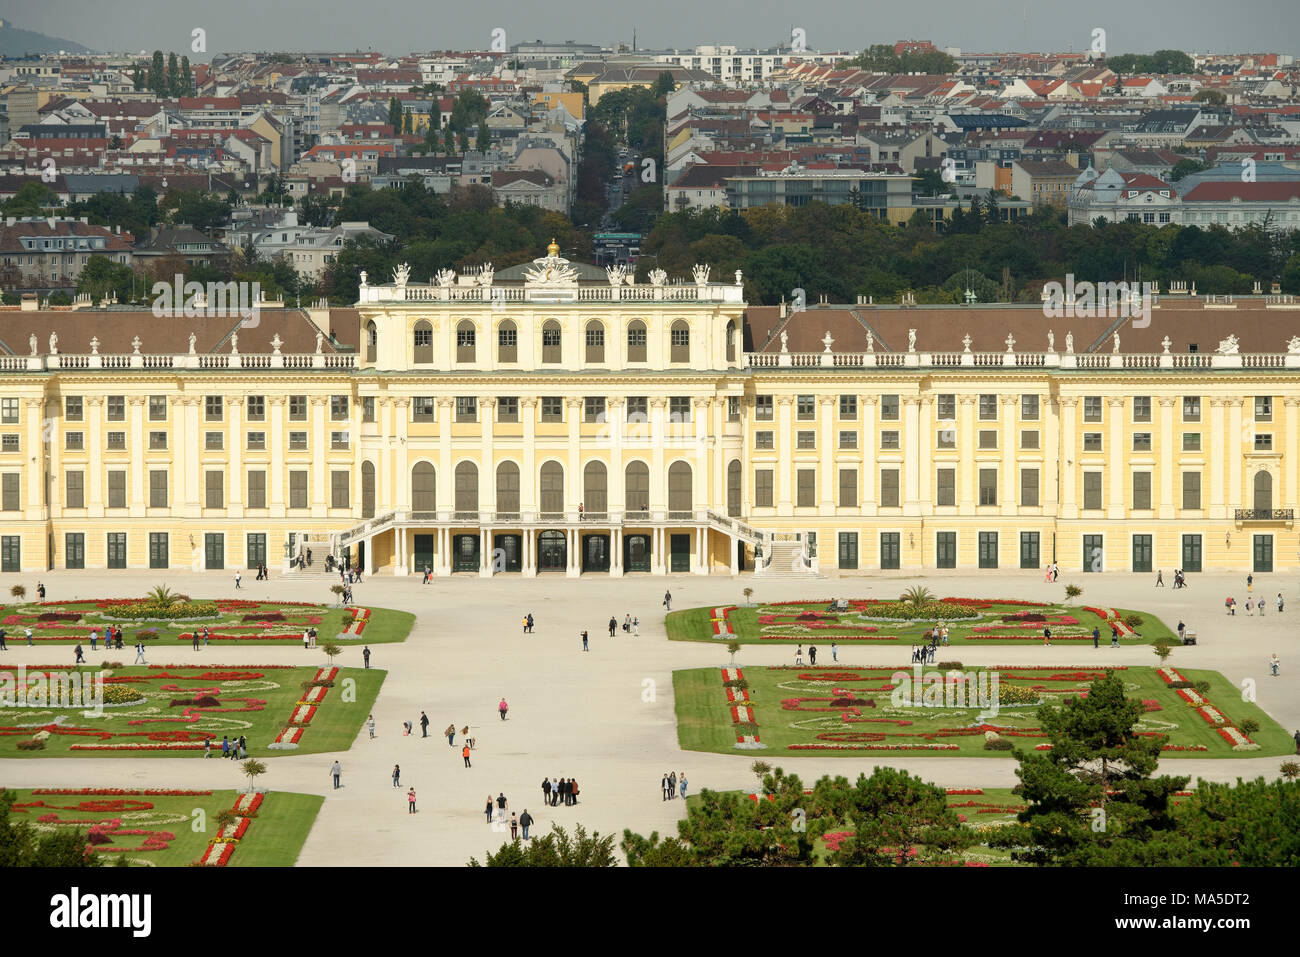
[2,243,1299,576]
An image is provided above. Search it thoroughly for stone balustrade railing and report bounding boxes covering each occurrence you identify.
[745,351,1299,370]
[357,281,745,306]
[2,352,356,372]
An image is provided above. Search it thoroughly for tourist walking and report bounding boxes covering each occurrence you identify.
[1092,626,1100,649]
[570,779,580,805]
[510,812,518,839]
[367,714,376,739]
[522,615,528,634]
[0,629,6,651]
[1247,573,1254,594]
[25,628,33,646]
[484,796,494,823]
[1246,598,1254,616]
[1043,625,1051,647]
[632,616,639,636]
[443,721,453,745]
[542,778,551,804]
[234,571,242,589]
[134,641,147,664]
[407,788,417,813]
[623,614,631,633]
[809,645,818,665]
[1155,570,1164,587]
[794,644,804,666]
[1110,623,1120,647]
[608,616,617,637]
[831,642,837,662]
[668,771,676,799]
[663,590,672,611]
[393,765,400,787]
[526,613,534,633]
[661,773,671,801]
[221,736,230,758]
[420,712,430,738]
[550,778,559,805]
[1270,653,1281,676]
[581,630,589,652]
[519,809,533,840]
[74,643,84,664]
[330,760,342,789]
[498,697,509,721]
[1279,593,1286,613]
[679,773,688,799]
[362,646,371,669]
[462,744,472,768]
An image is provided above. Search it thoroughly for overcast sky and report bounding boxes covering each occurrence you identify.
[4,0,1297,59]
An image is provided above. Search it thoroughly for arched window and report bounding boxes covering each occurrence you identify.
[456,320,476,363]
[539,461,564,513]
[668,460,693,511]
[411,462,436,512]
[497,319,518,363]
[455,461,478,511]
[365,321,377,363]
[1254,470,1273,512]
[496,461,520,512]
[583,461,608,512]
[413,320,433,364]
[669,320,690,363]
[627,319,647,363]
[625,461,649,512]
[361,461,376,518]
[585,320,605,364]
[727,459,741,517]
[725,319,736,363]
[541,320,562,364]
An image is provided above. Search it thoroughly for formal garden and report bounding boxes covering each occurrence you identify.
[672,662,1290,757]
[0,586,413,646]
[667,588,1174,646]
[0,787,322,866]
[0,663,383,757]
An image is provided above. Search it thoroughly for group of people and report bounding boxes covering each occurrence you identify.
[190,627,212,650]
[1226,594,1283,615]
[541,777,580,806]
[1043,563,1060,582]
[485,794,535,839]
[252,563,270,581]
[301,627,318,649]
[208,735,248,759]
[521,613,535,633]
[1155,569,1189,588]
[87,625,126,651]
[661,771,687,800]
[912,643,938,663]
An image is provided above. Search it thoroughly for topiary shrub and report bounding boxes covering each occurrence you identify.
[1123,613,1144,628]
[984,738,1015,751]
[17,739,46,751]
[936,661,963,670]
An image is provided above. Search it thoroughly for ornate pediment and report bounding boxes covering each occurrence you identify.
[522,238,580,286]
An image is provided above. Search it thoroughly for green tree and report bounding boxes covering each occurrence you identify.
[166,52,180,97]
[0,791,100,867]
[1172,777,1300,865]
[76,255,135,303]
[148,50,165,96]
[1192,88,1226,105]
[387,97,402,132]
[180,56,194,96]
[828,768,975,866]
[476,120,490,152]
[240,758,267,793]
[469,823,617,866]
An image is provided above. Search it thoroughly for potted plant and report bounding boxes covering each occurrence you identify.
[726,640,741,667]
[241,758,268,793]
[742,586,754,607]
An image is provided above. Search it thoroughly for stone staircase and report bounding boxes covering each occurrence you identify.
[753,539,824,579]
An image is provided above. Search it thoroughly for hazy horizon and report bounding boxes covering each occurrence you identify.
[2,0,1297,60]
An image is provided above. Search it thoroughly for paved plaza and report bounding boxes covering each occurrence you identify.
[2,569,1296,866]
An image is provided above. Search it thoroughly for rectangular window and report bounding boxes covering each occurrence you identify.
[937,394,955,419]
[106,431,125,450]
[205,395,223,421]
[1133,396,1152,422]
[65,396,83,421]
[936,468,955,506]
[880,532,900,570]
[1255,396,1272,422]
[413,397,435,422]
[1182,471,1201,510]
[627,397,648,422]
[755,431,774,450]
[978,531,999,568]
[64,470,84,509]
[584,397,606,423]
[936,531,956,568]
[839,395,857,419]
[880,394,899,420]
[248,470,267,509]
[289,471,308,508]
[1132,471,1152,510]
[978,429,998,450]
[107,470,126,508]
[330,470,349,508]
[1020,531,1041,569]
[880,430,900,450]
[838,430,857,449]
[149,469,167,508]
[797,468,816,507]
[1083,432,1102,452]
[1183,432,1201,451]
[838,468,857,507]
[541,397,563,423]
[727,396,740,422]
[880,468,900,508]
[107,395,125,421]
[796,430,815,449]
[247,431,266,451]
[331,431,349,450]
[1021,429,1040,449]
[247,395,265,421]
[1020,394,1040,420]
[498,397,519,423]
[1084,396,1102,422]
[755,395,773,421]
[205,471,223,508]
[0,399,18,424]
[149,532,168,569]
[289,432,308,451]
[797,395,815,420]
[1132,432,1152,452]
[455,397,477,423]
[1021,468,1039,507]
[978,394,997,420]
[1255,433,1273,451]
[289,396,307,421]
[1,434,17,452]
[148,396,167,421]
[669,397,690,423]
[1183,396,1201,421]
[362,397,376,423]
[205,431,224,450]
[1,473,17,510]
[937,425,955,449]
[1083,471,1103,510]
[978,468,997,506]
[65,431,84,451]
[754,469,774,507]
[330,396,349,421]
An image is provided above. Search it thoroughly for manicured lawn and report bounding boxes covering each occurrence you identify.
[0,599,414,646]
[1,787,322,866]
[668,598,1174,646]
[1,664,384,758]
[673,662,1290,758]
